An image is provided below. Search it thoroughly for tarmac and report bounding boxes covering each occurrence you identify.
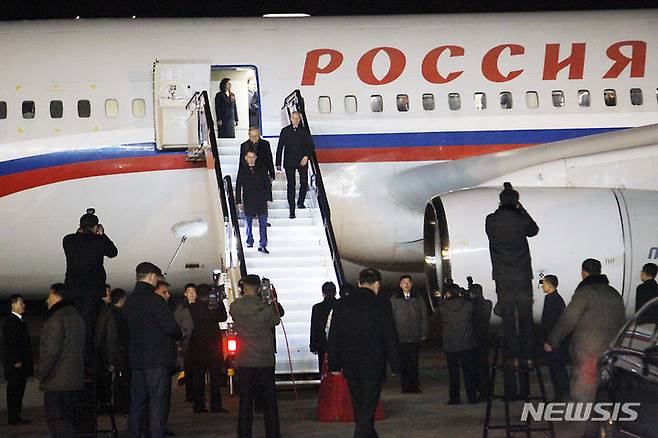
[1,347,586,437]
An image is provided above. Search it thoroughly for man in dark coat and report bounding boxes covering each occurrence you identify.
[275,111,314,219]
[123,262,182,438]
[187,283,228,413]
[467,278,493,401]
[174,283,196,402]
[240,127,275,180]
[38,283,86,437]
[63,211,118,367]
[328,268,400,438]
[485,183,539,369]
[236,148,272,254]
[546,259,626,403]
[390,275,428,393]
[309,281,337,373]
[437,283,478,404]
[3,294,33,425]
[635,262,658,311]
[539,275,570,401]
[248,82,260,128]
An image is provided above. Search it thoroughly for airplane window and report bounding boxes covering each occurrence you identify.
[132,99,146,117]
[50,100,63,119]
[578,90,591,107]
[370,95,383,113]
[22,100,35,119]
[318,96,331,114]
[0,101,6,119]
[397,94,409,112]
[500,92,513,109]
[105,99,119,118]
[552,90,565,108]
[448,93,461,111]
[525,91,539,109]
[630,88,643,106]
[474,93,486,110]
[345,95,358,113]
[78,100,91,118]
[422,93,435,111]
[604,89,617,107]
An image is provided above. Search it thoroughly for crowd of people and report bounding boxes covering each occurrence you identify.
[2,175,658,438]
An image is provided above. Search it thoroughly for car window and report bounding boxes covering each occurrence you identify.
[619,302,658,351]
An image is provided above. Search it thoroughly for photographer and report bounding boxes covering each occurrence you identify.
[485,183,539,372]
[187,283,228,414]
[230,275,281,438]
[63,211,118,369]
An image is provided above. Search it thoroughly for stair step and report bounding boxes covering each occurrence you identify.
[248,265,330,278]
[241,236,325,247]
[246,256,330,268]
[243,246,328,258]
[268,209,314,219]
[238,217,314,227]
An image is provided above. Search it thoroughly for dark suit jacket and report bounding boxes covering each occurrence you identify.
[124,282,182,370]
[636,279,658,312]
[275,124,314,169]
[240,139,275,180]
[539,291,566,343]
[328,288,399,381]
[2,313,33,379]
[309,297,336,353]
[215,91,238,124]
[63,231,118,299]
[236,163,272,216]
[187,300,228,367]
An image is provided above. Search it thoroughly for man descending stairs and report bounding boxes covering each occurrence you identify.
[217,132,339,375]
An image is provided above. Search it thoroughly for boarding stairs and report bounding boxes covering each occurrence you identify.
[190,90,344,377]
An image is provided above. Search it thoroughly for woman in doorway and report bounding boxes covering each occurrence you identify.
[215,78,238,138]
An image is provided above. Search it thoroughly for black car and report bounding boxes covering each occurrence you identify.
[597,297,658,437]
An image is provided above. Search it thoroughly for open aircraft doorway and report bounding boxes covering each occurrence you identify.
[211,65,260,139]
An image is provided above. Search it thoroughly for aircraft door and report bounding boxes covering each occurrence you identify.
[153,60,210,150]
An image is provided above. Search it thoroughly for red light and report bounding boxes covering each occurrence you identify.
[228,338,237,353]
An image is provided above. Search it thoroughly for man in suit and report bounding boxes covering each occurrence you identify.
[275,111,314,219]
[468,278,493,401]
[635,262,658,311]
[248,80,260,128]
[240,127,275,181]
[123,262,182,438]
[539,275,570,401]
[63,211,118,368]
[3,294,33,425]
[236,148,273,254]
[309,282,337,373]
[328,268,399,438]
[38,283,86,437]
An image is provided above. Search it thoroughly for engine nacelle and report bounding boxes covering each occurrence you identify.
[424,187,658,319]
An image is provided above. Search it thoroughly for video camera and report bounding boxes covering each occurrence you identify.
[206,269,228,310]
[259,277,277,305]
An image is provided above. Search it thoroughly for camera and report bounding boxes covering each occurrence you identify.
[207,269,228,310]
[260,277,276,305]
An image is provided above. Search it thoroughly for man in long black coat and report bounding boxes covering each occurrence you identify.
[3,294,33,425]
[485,184,539,369]
[636,262,658,311]
[240,127,275,180]
[467,280,492,401]
[309,282,337,373]
[236,148,272,253]
[275,111,314,219]
[124,262,182,438]
[63,212,118,367]
[187,284,228,413]
[328,268,399,438]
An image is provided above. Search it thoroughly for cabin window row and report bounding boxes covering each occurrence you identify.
[317,88,655,114]
[0,99,147,120]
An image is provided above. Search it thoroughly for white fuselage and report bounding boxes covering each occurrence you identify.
[1,11,658,304]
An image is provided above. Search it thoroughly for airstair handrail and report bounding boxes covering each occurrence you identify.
[198,90,248,278]
[282,90,346,287]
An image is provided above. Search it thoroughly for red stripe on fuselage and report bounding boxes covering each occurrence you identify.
[0,155,203,198]
[315,144,533,163]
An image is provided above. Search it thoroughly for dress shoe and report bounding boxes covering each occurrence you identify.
[246,243,253,248]
[258,247,270,254]
[447,399,461,405]
[289,212,296,219]
[297,203,306,209]
[165,430,176,436]
[267,222,272,227]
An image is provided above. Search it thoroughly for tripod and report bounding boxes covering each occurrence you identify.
[482,334,555,438]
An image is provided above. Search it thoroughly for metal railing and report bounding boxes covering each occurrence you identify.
[281,90,346,286]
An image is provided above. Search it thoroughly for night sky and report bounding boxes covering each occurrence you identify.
[1,0,657,20]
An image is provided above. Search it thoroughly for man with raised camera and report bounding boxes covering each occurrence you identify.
[63,210,118,369]
[230,275,281,438]
[187,283,228,414]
